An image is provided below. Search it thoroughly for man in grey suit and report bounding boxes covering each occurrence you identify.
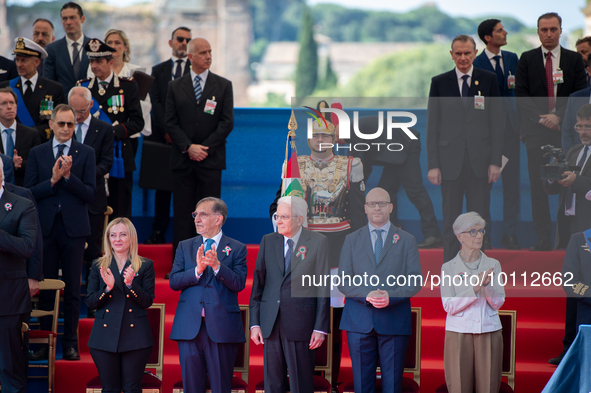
[250,196,330,393]
[339,187,422,393]
[43,2,90,94]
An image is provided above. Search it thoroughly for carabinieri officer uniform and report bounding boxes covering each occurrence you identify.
[77,39,144,219]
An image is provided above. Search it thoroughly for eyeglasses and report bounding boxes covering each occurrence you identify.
[192,212,220,219]
[273,213,295,221]
[575,124,591,132]
[460,229,486,237]
[365,201,391,208]
[56,121,76,129]
[174,36,191,43]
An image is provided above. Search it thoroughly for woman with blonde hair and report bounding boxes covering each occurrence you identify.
[86,217,155,393]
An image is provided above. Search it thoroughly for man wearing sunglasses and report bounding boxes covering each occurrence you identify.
[25,103,96,361]
[170,197,247,393]
[143,27,192,249]
[544,103,591,365]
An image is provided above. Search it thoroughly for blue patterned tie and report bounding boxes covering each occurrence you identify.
[194,75,202,104]
[204,238,214,254]
[3,129,14,157]
[285,239,293,275]
[493,55,505,94]
[374,229,383,265]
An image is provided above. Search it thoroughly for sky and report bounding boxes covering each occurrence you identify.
[7,0,589,33]
[306,0,588,32]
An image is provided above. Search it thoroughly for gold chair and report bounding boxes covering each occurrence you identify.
[28,279,66,393]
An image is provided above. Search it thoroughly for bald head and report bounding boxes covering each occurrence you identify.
[364,187,393,228]
[188,38,212,74]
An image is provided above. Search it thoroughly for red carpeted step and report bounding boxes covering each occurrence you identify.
[54,245,566,393]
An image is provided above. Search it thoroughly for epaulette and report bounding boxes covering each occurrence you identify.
[76,77,92,86]
[119,76,134,82]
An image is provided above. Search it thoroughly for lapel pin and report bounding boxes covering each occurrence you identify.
[475,80,479,86]
[296,246,307,260]
[392,234,400,244]
[222,246,232,256]
[4,203,12,211]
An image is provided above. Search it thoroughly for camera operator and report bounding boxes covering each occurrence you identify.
[545,103,591,249]
[544,103,591,366]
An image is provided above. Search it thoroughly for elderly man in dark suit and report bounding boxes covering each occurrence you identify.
[170,197,247,393]
[473,19,521,250]
[250,196,330,393]
[339,187,422,393]
[68,86,113,300]
[43,2,90,94]
[516,12,587,252]
[0,158,37,393]
[562,56,591,154]
[0,87,41,186]
[427,34,503,263]
[144,26,192,245]
[0,37,66,143]
[25,104,96,361]
[166,37,234,269]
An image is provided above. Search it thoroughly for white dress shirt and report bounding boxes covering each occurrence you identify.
[65,34,85,65]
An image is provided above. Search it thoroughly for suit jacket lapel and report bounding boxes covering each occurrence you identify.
[184,61,192,76]
[0,191,15,227]
[69,139,81,161]
[275,233,285,277]
[362,226,376,266]
[84,118,99,145]
[44,138,56,164]
[290,228,309,274]
[536,47,549,96]
[110,258,125,293]
[378,226,396,265]
[201,73,217,102]
[181,73,198,107]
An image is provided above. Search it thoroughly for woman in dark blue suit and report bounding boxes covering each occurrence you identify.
[86,217,155,393]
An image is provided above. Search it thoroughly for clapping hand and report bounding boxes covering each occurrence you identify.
[122,266,136,287]
[100,266,115,292]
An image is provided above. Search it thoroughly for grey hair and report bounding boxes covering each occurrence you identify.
[453,211,486,235]
[68,86,92,105]
[277,196,308,227]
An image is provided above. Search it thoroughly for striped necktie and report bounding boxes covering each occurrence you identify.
[194,75,202,104]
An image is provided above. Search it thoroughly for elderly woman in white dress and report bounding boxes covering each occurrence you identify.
[440,212,505,393]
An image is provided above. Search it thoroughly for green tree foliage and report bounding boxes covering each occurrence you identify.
[295,5,318,98]
[318,57,338,90]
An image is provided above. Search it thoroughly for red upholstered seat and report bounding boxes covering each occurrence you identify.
[342,377,420,393]
[28,330,56,339]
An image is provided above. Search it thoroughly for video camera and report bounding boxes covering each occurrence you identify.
[539,145,580,181]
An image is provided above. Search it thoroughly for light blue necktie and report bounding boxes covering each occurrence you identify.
[285,239,293,275]
[3,129,14,157]
[194,75,202,104]
[76,123,83,143]
[374,229,384,265]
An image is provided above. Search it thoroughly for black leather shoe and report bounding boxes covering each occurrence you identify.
[87,309,96,318]
[63,347,80,361]
[417,236,443,249]
[529,239,552,251]
[502,235,521,250]
[29,347,49,361]
[145,230,166,245]
[548,350,566,365]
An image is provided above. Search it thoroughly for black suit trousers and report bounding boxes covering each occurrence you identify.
[264,317,316,393]
[39,213,86,349]
[90,346,152,393]
[0,313,27,393]
[152,189,172,232]
[172,165,221,260]
[441,151,489,262]
[525,132,561,242]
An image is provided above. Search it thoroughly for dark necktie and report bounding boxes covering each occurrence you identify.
[23,80,33,105]
[194,75,202,104]
[493,55,505,94]
[566,146,589,210]
[72,42,80,78]
[56,143,66,159]
[374,229,384,264]
[3,128,14,157]
[174,59,183,79]
[461,74,470,106]
[545,52,555,112]
[285,239,293,275]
